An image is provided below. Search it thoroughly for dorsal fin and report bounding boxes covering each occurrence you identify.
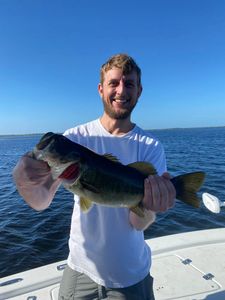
[128,162,157,176]
[103,153,121,163]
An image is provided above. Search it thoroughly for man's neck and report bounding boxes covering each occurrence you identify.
[100,113,135,136]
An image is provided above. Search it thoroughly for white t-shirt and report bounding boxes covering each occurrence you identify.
[63,119,166,288]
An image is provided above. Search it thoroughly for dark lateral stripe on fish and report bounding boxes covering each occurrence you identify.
[58,163,80,180]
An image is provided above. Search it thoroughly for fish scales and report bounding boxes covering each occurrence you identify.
[76,156,145,206]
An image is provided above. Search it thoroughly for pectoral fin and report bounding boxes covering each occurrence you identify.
[80,197,93,212]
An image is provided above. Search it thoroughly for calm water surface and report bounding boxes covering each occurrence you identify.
[0,128,224,278]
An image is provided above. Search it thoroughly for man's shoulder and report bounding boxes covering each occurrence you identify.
[134,126,161,146]
[64,119,99,137]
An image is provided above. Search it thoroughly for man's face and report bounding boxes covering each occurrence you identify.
[98,68,142,120]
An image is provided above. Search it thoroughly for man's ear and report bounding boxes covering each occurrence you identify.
[98,83,103,98]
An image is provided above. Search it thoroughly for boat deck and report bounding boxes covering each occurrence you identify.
[148,228,225,300]
[1,228,225,300]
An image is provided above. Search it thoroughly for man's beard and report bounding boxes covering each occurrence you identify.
[102,100,137,120]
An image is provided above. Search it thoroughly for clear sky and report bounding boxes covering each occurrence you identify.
[0,0,225,135]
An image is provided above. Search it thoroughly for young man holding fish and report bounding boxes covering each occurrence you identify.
[13,54,176,299]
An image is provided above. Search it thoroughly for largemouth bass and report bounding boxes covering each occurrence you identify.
[32,132,205,216]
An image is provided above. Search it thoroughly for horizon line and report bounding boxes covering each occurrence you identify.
[0,125,225,136]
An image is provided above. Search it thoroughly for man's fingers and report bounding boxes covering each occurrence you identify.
[163,178,176,208]
[143,177,152,210]
[143,174,176,212]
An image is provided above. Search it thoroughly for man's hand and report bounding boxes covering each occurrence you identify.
[129,172,176,231]
[13,153,52,187]
[143,172,176,212]
[13,153,61,210]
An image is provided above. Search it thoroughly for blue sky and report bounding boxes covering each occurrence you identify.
[0,0,224,135]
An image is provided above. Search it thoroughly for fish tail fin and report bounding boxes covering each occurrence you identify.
[171,172,205,208]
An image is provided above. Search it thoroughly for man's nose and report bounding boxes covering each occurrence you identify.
[116,81,126,95]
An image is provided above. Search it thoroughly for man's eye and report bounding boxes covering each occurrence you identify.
[125,82,134,87]
[109,81,118,87]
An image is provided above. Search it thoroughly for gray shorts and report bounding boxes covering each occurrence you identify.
[58,265,155,300]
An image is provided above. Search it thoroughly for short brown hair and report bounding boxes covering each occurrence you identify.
[100,53,141,85]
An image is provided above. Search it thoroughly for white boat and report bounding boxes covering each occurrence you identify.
[1,228,225,300]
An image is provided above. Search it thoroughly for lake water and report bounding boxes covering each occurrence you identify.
[0,127,224,278]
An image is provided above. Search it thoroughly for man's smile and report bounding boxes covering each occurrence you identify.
[114,99,128,103]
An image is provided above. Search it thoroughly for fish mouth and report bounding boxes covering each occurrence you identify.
[58,163,80,182]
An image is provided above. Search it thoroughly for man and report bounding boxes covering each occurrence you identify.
[13,54,175,299]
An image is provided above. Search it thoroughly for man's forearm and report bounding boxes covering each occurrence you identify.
[129,209,156,231]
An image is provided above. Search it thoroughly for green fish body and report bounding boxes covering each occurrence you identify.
[33,132,205,216]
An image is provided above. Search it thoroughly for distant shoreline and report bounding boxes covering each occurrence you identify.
[0,126,225,137]
[150,125,225,131]
[0,132,63,137]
